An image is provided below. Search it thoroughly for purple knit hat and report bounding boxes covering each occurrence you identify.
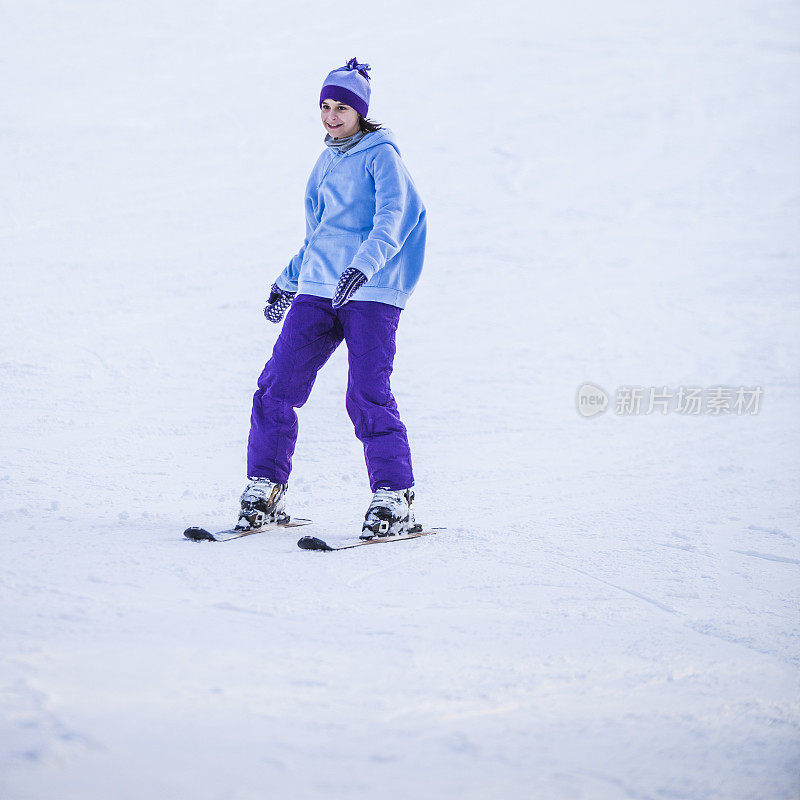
[319,57,372,117]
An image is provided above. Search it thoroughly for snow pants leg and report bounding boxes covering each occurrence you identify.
[339,299,414,493]
[247,294,414,492]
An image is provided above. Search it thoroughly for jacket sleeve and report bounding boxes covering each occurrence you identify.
[276,171,319,293]
[348,145,424,281]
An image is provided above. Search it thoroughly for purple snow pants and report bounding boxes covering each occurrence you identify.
[247,294,414,492]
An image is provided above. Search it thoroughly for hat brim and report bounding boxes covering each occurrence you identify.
[319,85,368,118]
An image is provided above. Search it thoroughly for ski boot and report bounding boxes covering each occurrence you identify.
[360,487,421,540]
[235,477,289,531]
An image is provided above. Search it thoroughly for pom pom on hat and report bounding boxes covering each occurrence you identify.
[344,57,371,81]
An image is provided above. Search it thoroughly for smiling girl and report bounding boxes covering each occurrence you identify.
[237,58,427,540]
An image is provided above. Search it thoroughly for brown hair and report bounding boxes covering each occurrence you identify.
[358,115,382,133]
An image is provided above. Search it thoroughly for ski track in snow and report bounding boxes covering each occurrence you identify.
[2,0,800,798]
[732,549,800,565]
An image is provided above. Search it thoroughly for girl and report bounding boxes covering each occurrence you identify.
[236,58,427,540]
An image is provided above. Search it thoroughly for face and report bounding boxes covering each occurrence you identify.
[320,98,360,138]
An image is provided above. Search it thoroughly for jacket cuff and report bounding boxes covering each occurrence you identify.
[275,272,299,293]
[349,256,378,281]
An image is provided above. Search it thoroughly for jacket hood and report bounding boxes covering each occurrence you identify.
[339,128,400,158]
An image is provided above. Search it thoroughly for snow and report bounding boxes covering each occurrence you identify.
[1,0,799,797]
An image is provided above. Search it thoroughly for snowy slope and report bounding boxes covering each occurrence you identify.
[1,0,799,798]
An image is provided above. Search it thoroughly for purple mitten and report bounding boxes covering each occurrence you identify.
[332,267,368,309]
[264,282,295,323]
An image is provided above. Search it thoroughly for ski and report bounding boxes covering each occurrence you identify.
[184,518,313,542]
[297,527,443,551]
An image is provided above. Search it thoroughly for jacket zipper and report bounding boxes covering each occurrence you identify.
[305,147,367,254]
[305,154,348,250]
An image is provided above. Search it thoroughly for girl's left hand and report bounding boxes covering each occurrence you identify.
[332,267,368,309]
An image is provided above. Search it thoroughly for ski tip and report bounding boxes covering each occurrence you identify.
[297,535,333,551]
[184,527,216,542]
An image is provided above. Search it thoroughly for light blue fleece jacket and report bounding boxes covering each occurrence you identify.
[275,128,427,309]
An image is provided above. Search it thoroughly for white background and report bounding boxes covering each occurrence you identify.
[1,1,798,797]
